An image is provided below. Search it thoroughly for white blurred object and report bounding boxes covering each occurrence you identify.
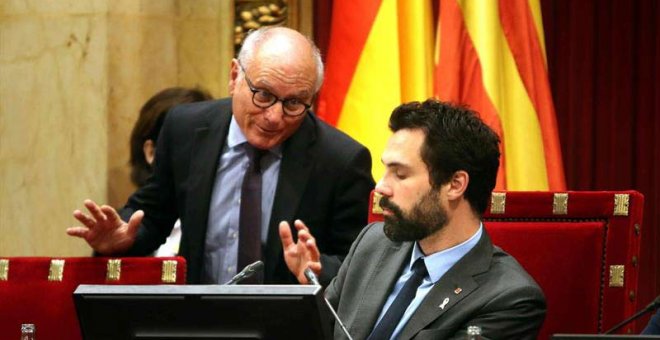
[154,219,181,257]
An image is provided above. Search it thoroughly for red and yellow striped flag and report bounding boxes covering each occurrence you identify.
[435,0,566,190]
[316,0,434,181]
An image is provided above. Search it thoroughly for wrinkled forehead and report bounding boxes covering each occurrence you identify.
[251,33,316,68]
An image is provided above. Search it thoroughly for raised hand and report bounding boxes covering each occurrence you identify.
[279,219,321,284]
[67,199,143,255]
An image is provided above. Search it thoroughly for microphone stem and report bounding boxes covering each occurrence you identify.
[305,268,353,340]
[323,297,353,340]
[604,305,654,334]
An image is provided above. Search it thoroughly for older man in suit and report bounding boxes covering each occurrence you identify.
[281,100,546,339]
[68,27,374,285]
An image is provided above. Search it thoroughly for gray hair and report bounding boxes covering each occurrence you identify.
[238,27,324,93]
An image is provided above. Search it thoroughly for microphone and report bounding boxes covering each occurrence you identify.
[225,261,264,285]
[304,267,321,285]
[304,268,354,340]
[604,294,660,334]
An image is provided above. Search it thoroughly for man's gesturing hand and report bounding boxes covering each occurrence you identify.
[279,219,322,284]
[67,199,142,255]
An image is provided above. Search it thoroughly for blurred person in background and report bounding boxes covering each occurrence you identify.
[124,86,213,256]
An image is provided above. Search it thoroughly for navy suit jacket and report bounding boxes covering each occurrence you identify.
[120,98,374,284]
[642,308,660,335]
[326,222,546,340]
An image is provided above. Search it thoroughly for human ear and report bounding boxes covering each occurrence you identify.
[143,140,156,165]
[447,170,469,201]
[228,59,240,95]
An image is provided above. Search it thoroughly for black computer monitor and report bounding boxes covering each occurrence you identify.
[73,284,333,340]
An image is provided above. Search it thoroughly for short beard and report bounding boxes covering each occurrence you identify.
[380,190,448,242]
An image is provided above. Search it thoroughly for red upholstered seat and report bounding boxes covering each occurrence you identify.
[0,256,186,340]
[368,190,645,339]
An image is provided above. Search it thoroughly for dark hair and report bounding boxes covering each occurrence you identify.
[129,87,213,186]
[389,99,501,216]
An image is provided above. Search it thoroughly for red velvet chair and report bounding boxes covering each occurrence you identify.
[368,190,645,339]
[0,256,186,340]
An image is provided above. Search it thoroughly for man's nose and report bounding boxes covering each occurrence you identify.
[263,101,285,123]
[375,178,392,197]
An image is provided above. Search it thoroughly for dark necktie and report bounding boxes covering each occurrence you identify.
[367,258,428,340]
[238,146,266,283]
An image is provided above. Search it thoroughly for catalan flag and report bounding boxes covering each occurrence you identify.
[435,0,566,190]
[320,0,565,190]
[316,0,434,181]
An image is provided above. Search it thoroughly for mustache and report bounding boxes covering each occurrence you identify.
[380,197,404,216]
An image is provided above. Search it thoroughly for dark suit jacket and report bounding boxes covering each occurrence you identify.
[643,309,660,335]
[326,222,546,340]
[120,98,374,284]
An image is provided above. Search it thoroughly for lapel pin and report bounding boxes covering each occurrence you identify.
[454,287,462,295]
[439,297,450,310]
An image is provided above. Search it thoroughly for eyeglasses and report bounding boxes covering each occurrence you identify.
[238,61,311,117]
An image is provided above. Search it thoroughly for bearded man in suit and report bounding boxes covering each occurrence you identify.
[281,99,546,339]
[68,26,374,285]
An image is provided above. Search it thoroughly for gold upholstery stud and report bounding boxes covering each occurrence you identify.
[490,193,506,214]
[48,259,65,281]
[106,259,122,281]
[609,265,625,287]
[613,194,630,216]
[553,193,569,215]
[0,259,8,281]
[372,192,383,214]
[162,260,177,283]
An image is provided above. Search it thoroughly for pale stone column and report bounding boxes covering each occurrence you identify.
[0,0,232,256]
[106,0,233,208]
[0,1,110,256]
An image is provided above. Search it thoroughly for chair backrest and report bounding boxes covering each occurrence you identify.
[0,256,187,340]
[368,190,645,339]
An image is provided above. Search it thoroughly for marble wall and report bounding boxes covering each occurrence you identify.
[0,0,233,256]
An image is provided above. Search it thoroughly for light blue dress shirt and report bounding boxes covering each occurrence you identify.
[203,117,282,284]
[373,224,483,340]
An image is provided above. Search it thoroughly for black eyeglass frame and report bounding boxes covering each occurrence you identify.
[238,61,312,117]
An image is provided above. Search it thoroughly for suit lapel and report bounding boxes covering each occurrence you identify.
[398,231,494,340]
[263,114,317,279]
[351,241,413,340]
[185,101,232,281]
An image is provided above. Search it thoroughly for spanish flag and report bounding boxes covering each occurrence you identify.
[316,0,434,181]
[435,0,566,190]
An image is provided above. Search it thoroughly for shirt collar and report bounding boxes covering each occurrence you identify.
[411,223,483,283]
